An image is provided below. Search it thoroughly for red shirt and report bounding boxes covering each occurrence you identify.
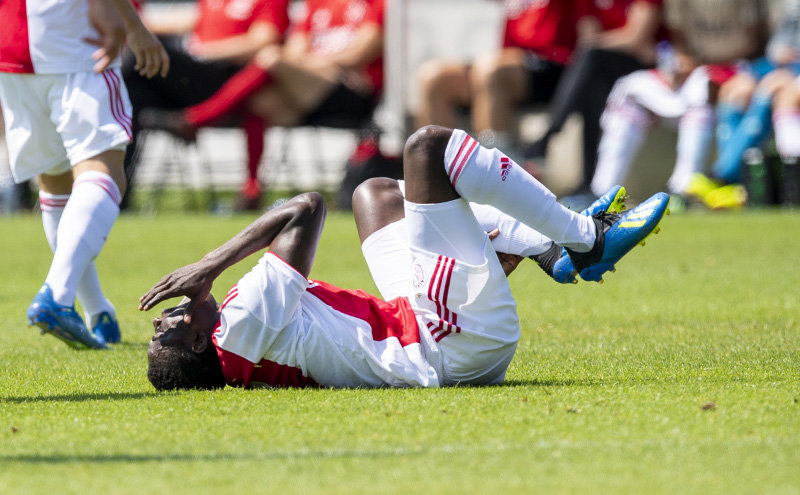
[580,0,667,40]
[294,0,385,92]
[502,0,580,65]
[191,0,290,45]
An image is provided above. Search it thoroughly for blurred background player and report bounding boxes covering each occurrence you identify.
[139,0,385,210]
[580,0,772,210]
[413,0,580,169]
[122,0,289,210]
[521,0,664,196]
[689,0,800,208]
[0,0,169,348]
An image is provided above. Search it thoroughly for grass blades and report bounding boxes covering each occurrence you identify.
[1,209,799,494]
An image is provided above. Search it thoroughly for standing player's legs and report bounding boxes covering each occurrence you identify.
[38,169,120,344]
[24,69,132,348]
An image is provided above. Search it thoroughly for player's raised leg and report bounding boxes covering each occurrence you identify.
[403,125,669,282]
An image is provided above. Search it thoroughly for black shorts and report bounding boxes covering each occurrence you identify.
[521,52,565,105]
[301,82,378,128]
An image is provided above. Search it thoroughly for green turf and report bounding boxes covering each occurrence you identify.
[1,209,798,494]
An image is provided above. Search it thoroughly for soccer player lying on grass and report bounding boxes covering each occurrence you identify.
[139,125,669,390]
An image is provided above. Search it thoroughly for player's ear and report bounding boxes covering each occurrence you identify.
[191,330,209,354]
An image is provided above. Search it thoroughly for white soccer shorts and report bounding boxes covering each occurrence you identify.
[0,69,132,182]
[363,197,521,386]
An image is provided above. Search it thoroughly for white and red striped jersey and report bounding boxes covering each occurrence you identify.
[0,0,111,74]
[212,252,440,388]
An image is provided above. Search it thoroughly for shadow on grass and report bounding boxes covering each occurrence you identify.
[0,391,160,404]
[503,378,602,387]
[0,447,429,465]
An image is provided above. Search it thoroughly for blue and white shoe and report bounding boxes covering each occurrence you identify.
[566,192,671,283]
[531,185,627,283]
[92,311,121,345]
[27,285,107,350]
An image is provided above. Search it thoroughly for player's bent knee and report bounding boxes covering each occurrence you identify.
[404,125,452,160]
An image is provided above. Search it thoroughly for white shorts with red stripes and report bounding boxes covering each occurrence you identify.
[0,69,132,183]
[363,198,521,386]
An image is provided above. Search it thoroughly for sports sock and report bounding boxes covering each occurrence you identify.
[468,202,555,257]
[773,108,800,159]
[185,63,272,127]
[397,179,555,256]
[44,171,121,307]
[444,129,596,251]
[590,99,650,197]
[243,114,266,181]
[39,191,116,318]
[668,105,714,194]
[715,103,745,153]
[713,92,773,183]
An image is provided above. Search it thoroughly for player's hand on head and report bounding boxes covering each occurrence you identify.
[139,261,216,323]
[127,26,170,78]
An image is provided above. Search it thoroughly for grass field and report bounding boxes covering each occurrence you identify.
[1,207,798,494]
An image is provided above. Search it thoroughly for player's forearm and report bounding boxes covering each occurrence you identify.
[326,26,382,69]
[198,207,301,278]
[192,25,281,63]
[106,0,148,34]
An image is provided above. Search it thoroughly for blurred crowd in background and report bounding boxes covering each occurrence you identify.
[2,0,799,213]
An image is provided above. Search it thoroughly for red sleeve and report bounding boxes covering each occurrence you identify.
[364,0,385,28]
[252,0,290,35]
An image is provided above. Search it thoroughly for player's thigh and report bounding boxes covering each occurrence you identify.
[361,219,413,301]
[56,70,131,172]
[0,73,71,182]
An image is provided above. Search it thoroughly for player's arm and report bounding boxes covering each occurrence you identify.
[592,1,662,64]
[324,23,383,70]
[84,0,127,73]
[108,0,170,77]
[139,193,326,321]
[190,22,284,64]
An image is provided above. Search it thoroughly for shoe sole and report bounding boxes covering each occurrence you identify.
[578,193,670,283]
[28,309,105,350]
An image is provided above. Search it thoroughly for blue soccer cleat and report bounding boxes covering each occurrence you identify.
[27,285,108,350]
[531,185,627,283]
[92,311,121,345]
[566,192,671,283]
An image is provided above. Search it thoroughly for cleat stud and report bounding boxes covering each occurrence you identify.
[571,279,578,285]
[611,268,616,273]
[654,227,660,234]
[598,279,604,284]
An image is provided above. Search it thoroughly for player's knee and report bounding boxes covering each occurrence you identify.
[353,177,401,214]
[404,125,451,160]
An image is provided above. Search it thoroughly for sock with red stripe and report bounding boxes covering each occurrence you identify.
[444,129,596,252]
[44,171,121,307]
[185,64,272,127]
[40,191,117,320]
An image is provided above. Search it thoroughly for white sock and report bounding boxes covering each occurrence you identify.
[40,191,116,319]
[44,171,121,306]
[445,130,595,251]
[591,99,650,197]
[773,109,800,159]
[668,105,714,194]
[468,202,554,256]
[398,179,554,256]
